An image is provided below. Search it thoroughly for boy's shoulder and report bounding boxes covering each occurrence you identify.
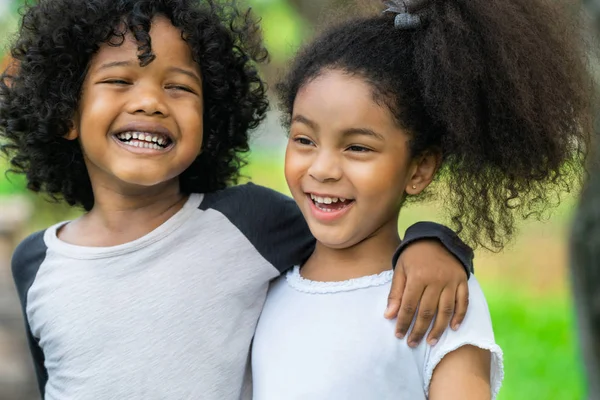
[201,182,295,214]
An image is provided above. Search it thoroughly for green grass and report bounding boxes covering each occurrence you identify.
[484,287,585,400]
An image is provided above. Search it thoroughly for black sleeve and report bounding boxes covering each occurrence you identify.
[392,221,474,276]
[11,230,49,398]
[200,183,315,274]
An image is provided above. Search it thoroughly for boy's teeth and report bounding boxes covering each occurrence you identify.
[116,131,171,149]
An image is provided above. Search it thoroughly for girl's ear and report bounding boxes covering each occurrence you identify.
[405,149,441,195]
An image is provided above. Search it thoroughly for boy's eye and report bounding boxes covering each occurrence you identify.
[347,145,371,153]
[103,79,130,85]
[293,137,314,146]
[166,85,195,94]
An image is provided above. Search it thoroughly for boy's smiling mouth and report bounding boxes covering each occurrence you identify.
[111,122,175,153]
[115,131,172,150]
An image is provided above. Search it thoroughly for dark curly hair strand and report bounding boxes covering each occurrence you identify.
[0,0,268,211]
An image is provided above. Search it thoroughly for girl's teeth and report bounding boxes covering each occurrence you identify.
[310,194,347,204]
[132,133,138,139]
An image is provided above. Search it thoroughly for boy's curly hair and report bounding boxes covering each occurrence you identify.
[0,0,268,211]
[278,0,593,251]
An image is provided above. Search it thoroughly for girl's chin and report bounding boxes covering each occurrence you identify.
[311,232,358,250]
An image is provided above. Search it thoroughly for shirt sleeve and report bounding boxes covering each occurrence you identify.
[422,277,504,398]
[11,230,49,399]
[200,183,316,273]
[392,221,475,276]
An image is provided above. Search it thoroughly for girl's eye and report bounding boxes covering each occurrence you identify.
[294,137,314,146]
[347,145,371,153]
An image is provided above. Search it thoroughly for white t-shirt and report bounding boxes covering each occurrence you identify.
[251,267,503,399]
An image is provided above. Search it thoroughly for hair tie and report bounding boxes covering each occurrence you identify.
[382,0,432,29]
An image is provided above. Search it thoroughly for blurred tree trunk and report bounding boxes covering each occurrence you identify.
[572,1,600,399]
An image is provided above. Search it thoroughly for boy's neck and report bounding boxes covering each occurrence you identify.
[59,180,188,246]
[300,226,401,282]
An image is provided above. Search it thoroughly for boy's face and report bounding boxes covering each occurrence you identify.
[70,16,203,192]
[284,69,433,249]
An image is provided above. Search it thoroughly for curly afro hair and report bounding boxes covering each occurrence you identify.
[278,0,593,251]
[0,0,268,211]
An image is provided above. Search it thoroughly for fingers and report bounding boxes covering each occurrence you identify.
[451,280,469,330]
[394,281,425,341]
[406,286,439,347]
[385,266,407,319]
[426,286,456,345]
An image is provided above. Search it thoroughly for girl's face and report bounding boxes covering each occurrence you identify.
[285,69,436,249]
[69,16,204,193]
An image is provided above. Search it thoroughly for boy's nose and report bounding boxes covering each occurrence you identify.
[127,86,169,117]
[308,152,342,183]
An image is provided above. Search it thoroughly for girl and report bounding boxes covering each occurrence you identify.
[251,0,592,398]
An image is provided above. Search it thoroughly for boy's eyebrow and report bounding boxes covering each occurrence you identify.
[97,60,133,71]
[167,67,202,85]
[96,61,201,84]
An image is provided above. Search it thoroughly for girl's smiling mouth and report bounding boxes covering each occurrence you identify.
[306,192,355,222]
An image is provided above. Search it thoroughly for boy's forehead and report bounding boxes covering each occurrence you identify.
[91,17,196,69]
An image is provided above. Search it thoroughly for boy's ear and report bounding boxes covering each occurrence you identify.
[65,118,79,140]
[405,149,441,195]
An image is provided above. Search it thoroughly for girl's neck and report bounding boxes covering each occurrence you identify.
[59,179,188,246]
[300,224,401,282]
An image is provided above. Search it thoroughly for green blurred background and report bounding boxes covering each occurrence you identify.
[0,0,591,399]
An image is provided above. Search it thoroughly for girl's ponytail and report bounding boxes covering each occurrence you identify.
[279,0,593,250]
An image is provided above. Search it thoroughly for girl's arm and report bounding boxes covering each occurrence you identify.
[429,345,492,400]
[422,277,504,400]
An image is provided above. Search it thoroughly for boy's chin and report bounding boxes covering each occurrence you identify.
[111,171,181,191]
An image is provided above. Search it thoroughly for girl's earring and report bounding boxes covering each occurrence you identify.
[412,185,417,190]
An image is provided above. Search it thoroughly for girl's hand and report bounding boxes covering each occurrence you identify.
[385,239,469,347]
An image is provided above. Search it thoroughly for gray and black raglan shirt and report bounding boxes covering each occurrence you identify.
[11,183,473,400]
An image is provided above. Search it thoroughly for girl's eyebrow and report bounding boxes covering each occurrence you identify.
[292,114,384,141]
[341,127,384,142]
[291,114,317,130]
